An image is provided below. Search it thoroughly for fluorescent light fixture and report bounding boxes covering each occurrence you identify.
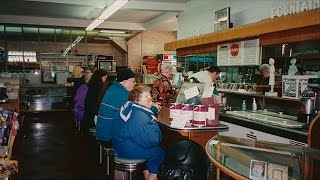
[62,36,84,56]
[99,0,128,20]
[94,37,112,41]
[85,0,128,31]
[86,19,104,31]
[73,36,84,44]
[100,30,127,34]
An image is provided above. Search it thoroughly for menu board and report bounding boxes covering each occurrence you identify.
[217,39,260,66]
[217,43,229,66]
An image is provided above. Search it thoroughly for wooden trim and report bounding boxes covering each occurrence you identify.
[260,25,320,46]
[165,8,320,51]
[176,43,217,56]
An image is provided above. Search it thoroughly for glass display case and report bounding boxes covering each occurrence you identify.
[20,84,68,112]
[206,135,320,180]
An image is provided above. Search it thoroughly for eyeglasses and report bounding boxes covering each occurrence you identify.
[127,79,136,84]
[140,96,153,102]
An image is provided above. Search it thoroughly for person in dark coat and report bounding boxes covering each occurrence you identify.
[82,69,108,135]
[71,67,92,109]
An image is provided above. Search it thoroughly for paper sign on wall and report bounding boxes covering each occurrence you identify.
[217,38,260,66]
[184,86,199,100]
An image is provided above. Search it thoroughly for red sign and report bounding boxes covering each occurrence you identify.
[230,43,239,56]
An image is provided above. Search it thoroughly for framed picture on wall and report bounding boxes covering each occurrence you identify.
[214,7,230,31]
[42,70,56,84]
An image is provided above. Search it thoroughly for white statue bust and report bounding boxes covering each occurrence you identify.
[269,58,275,92]
[288,58,298,75]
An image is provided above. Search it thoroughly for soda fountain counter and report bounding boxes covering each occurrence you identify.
[156,107,228,148]
[205,135,320,180]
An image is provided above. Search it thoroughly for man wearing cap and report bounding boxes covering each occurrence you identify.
[96,68,137,147]
[96,68,160,147]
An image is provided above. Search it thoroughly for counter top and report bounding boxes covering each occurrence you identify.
[206,135,320,180]
[157,107,229,132]
[20,84,67,88]
[219,89,300,102]
[220,112,308,143]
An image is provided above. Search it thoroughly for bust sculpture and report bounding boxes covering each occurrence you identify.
[269,58,275,92]
[288,58,298,75]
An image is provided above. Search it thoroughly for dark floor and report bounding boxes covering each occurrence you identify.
[10,111,108,180]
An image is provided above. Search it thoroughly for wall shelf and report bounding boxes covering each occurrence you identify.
[219,90,300,102]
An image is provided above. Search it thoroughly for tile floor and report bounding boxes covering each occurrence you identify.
[10,111,108,180]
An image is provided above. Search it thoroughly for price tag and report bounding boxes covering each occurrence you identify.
[184,86,199,100]
[170,118,187,128]
[202,87,214,98]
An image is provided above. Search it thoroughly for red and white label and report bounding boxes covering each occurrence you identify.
[230,43,239,56]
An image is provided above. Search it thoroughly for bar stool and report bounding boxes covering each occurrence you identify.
[103,146,114,175]
[114,156,146,180]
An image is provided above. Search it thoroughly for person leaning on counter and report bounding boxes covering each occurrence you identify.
[256,64,270,85]
[151,64,177,107]
[96,68,161,148]
[188,66,221,87]
[95,68,137,148]
[112,85,164,180]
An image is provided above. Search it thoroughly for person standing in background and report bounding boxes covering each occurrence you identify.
[257,64,270,85]
[188,66,221,87]
[151,64,176,107]
[82,69,108,135]
[112,85,164,180]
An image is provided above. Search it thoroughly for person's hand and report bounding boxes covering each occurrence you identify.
[152,102,161,112]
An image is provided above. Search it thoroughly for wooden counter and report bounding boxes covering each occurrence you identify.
[0,99,19,112]
[157,107,228,148]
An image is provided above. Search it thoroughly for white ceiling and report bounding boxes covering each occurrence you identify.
[0,0,191,32]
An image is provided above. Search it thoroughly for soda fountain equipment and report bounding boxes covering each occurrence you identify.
[298,78,320,124]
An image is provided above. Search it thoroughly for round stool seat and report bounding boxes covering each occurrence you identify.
[114,156,146,172]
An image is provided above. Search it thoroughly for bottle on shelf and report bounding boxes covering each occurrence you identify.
[242,100,247,111]
[252,98,257,111]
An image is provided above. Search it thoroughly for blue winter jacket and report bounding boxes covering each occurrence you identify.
[96,81,129,141]
[112,101,164,174]
[112,101,162,149]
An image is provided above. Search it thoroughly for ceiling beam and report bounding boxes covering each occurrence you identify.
[144,12,178,30]
[0,15,145,31]
[123,1,185,12]
[24,0,107,8]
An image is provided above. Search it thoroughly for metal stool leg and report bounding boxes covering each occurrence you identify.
[107,154,110,175]
[99,144,103,165]
[129,172,132,180]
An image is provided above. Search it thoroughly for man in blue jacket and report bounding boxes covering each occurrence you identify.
[96,68,136,147]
